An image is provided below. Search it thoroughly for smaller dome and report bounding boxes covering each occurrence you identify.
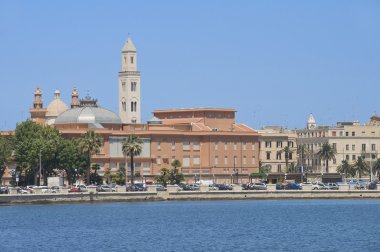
[46,90,69,118]
[55,106,122,125]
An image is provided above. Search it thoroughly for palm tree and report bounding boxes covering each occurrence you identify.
[353,156,368,179]
[122,134,143,186]
[317,143,336,173]
[282,146,294,172]
[373,158,380,180]
[79,130,103,185]
[337,160,353,182]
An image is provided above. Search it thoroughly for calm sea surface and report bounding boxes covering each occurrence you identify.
[1,199,380,251]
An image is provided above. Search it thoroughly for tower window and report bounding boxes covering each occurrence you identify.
[122,82,126,91]
[131,56,134,64]
[131,82,137,92]
[122,102,126,112]
[131,101,137,112]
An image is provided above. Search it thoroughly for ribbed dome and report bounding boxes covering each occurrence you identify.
[54,106,122,125]
[46,90,69,117]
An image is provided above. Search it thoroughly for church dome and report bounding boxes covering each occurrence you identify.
[54,106,122,126]
[46,90,69,118]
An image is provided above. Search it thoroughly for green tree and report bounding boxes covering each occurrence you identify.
[0,136,12,184]
[353,157,368,179]
[79,130,103,185]
[122,134,143,185]
[57,138,87,185]
[155,168,171,187]
[169,159,184,185]
[13,121,44,185]
[317,143,336,173]
[39,126,62,185]
[337,160,353,181]
[373,158,380,180]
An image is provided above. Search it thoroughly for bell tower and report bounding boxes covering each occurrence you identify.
[29,86,47,125]
[118,37,141,124]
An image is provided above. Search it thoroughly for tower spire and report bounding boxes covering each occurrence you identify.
[71,87,80,108]
[30,86,47,125]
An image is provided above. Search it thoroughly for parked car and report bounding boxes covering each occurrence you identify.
[126,184,146,192]
[0,186,9,194]
[96,185,112,192]
[276,183,286,190]
[312,183,327,190]
[354,182,367,190]
[251,183,267,190]
[209,184,218,190]
[286,183,302,190]
[368,182,377,190]
[16,187,29,194]
[156,185,167,191]
[215,184,232,191]
[188,184,200,191]
[69,185,87,193]
[326,183,339,190]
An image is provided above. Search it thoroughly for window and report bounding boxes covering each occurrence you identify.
[122,82,126,91]
[214,142,218,150]
[346,155,349,160]
[122,101,126,112]
[346,144,349,151]
[233,156,237,165]
[156,156,161,165]
[277,164,281,173]
[183,156,190,167]
[289,153,293,160]
[243,156,246,164]
[276,141,282,148]
[252,156,256,164]
[183,141,190,150]
[131,82,137,92]
[193,142,200,151]
[276,152,281,160]
[332,143,337,150]
[352,145,355,151]
[214,156,218,165]
[130,56,134,64]
[352,132,355,137]
[352,155,356,161]
[252,143,255,150]
[362,144,366,152]
[339,131,343,136]
[157,141,161,151]
[265,141,271,148]
[172,141,175,150]
[332,131,336,137]
[372,144,376,151]
[346,132,349,136]
[243,142,246,150]
[193,156,200,165]
[131,102,137,112]
[224,156,228,165]
[224,142,228,150]
[288,141,294,148]
[266,152,271,160]
[372,154,376,160]
[332,158,336,164]
[233,142,237,150]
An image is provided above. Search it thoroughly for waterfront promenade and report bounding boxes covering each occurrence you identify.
[2,185,380,205]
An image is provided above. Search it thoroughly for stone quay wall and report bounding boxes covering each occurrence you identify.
[1,189,380,205]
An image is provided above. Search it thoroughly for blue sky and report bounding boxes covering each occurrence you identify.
[0,0,379,130]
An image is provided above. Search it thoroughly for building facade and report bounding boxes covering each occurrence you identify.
[258,126,297,173]
[297,114,380,175]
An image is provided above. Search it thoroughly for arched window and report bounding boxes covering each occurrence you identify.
[134,102,137,112]
[131,102,134,112]
[122,102,126,112]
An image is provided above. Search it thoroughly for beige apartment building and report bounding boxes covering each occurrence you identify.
[297,114,380,176]
[258,126,297,173]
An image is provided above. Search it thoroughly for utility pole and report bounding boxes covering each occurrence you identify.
[39,149,42,186]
